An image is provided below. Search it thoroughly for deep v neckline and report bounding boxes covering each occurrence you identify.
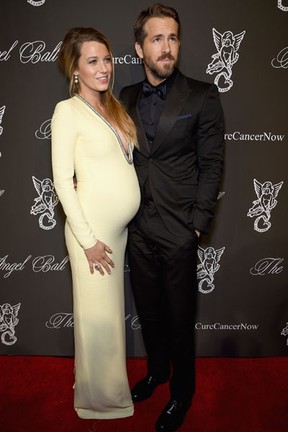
[75,94,133,164]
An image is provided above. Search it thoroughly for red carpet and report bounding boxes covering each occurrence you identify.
[0,356,287,432]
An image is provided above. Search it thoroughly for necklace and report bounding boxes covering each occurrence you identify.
[75,94,133,164]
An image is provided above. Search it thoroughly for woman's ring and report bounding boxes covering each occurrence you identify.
[94,263,101,270]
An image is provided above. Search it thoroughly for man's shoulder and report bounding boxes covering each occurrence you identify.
[178,71,214,91]
[120,81,143,97]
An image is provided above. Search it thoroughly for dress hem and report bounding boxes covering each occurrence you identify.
[75,406,134,420]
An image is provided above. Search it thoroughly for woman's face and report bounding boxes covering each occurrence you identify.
[75,40,112,97]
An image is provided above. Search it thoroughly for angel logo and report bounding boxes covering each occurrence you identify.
[197,246,225,294]
[0,303,21,346]
[281,323,288,346]
[27,0,46,6]
[277,0,288,11]
[0,105,6,136]
[281,323,288,336]
[206,28,246,92]
[247,179,284,232]
[30,176,59,230]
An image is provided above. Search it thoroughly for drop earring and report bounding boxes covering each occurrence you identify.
[74,74,79,84]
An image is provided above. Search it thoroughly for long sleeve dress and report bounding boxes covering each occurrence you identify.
[51,95,140,419]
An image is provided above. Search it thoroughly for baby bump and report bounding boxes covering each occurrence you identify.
[78,167,140,232]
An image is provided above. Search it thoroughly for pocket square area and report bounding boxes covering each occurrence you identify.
[177,114,193,120]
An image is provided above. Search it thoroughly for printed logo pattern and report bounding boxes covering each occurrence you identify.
[197,246,225,293]
[206,28,246,92]
[0,303,21,345]
[0,254,69,278]
[0,1,286,358]
[281,323,288,346]
[0,105,6,136]
[45,312,142,331]
[250,257,284,276]
[225,131,285,142]
[27,0,46,6]
[247,179,284,232]
[277,0,288,11]
[271,47,288,69]
[35,119,51,139]
[0,40,61,63]
[30,176,59,230]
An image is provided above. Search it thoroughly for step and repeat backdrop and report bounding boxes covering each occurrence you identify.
[0,0,287,357]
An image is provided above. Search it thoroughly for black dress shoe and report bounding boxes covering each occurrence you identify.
[131,375,168,402]
[155,399,192,432]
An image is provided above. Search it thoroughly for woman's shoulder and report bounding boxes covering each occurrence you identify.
[53,96,80,118]
[54,96,78,109]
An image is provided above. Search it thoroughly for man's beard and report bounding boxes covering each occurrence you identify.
[143,53,178,81]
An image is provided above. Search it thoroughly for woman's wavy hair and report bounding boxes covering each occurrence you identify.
[58,27,137,146]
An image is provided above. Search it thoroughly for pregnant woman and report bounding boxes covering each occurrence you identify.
[51,27,140,420]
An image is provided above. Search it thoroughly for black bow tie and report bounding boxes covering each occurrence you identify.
[142,82,166,100]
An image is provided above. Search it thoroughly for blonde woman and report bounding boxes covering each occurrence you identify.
[51,27,140,420]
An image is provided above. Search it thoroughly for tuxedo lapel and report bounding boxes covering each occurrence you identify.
[151,72,191,155]
[124,84,150,156]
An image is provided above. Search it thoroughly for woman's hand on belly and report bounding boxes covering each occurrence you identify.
[84,241,114,276]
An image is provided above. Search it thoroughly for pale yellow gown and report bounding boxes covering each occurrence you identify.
[51,95,140,419]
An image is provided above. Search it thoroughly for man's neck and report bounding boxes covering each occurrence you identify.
[145,69,175,87]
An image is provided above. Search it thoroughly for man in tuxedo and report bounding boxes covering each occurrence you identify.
[120,4,224,431]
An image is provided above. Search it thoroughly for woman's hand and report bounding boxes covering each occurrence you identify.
[84,241,114,276]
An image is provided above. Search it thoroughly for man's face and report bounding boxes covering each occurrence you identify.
[135,17,180,85]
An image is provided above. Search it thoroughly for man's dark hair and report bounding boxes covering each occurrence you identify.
[134,3,181,46]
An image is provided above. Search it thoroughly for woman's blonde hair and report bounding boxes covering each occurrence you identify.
[58,27,137,147]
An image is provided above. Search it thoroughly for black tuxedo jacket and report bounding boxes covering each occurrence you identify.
[120,70,224,236]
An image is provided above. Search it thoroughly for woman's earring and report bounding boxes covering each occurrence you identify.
[74,74,79,84]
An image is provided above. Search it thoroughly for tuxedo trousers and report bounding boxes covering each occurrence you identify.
[128,201,199,401]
